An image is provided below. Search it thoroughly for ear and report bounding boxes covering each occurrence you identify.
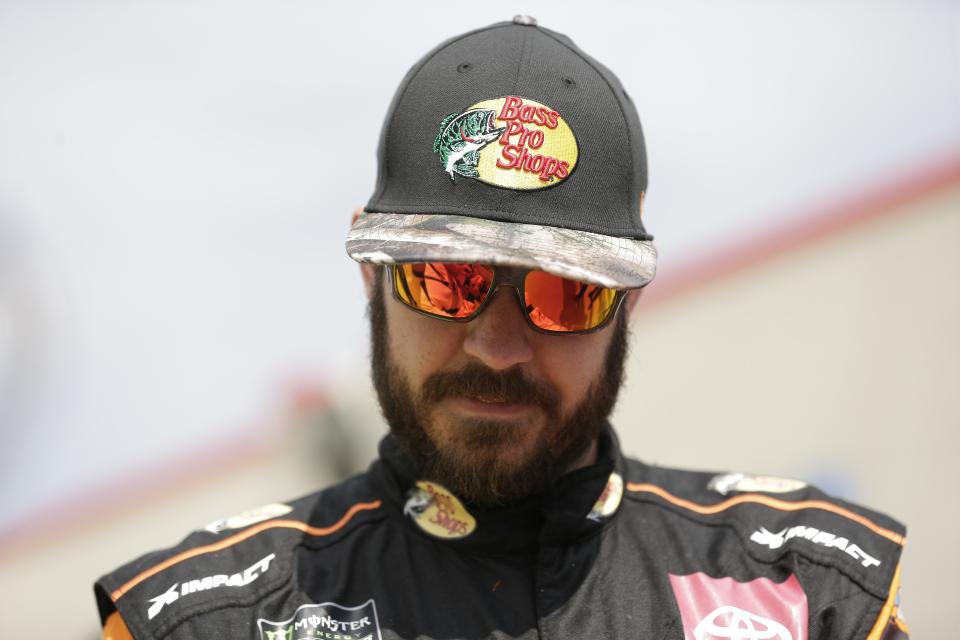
[350,207,363,226]
[360,262,380,300]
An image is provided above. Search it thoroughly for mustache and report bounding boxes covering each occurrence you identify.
[419,363,560,409]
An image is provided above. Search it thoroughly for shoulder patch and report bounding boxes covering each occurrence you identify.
[708,472,807,496]
[203,502,293,534]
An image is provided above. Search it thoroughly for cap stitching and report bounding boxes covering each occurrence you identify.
[534,29,635,215]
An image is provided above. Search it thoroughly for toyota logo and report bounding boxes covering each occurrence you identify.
[694,605,793,640]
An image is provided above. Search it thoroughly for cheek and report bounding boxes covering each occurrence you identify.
[386,294,464,387]
[533,329,613,410]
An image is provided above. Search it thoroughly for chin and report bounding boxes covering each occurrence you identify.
[431,413,543,457]
[418,414,573,505]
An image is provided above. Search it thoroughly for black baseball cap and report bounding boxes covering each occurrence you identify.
[345,16,656,289]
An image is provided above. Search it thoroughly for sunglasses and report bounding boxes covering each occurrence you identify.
[390,263,628,335]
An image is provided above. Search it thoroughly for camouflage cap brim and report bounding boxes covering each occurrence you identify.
[345,212,657,289]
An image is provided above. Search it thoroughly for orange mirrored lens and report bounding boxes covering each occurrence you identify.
[394,263,494,319]
[524,271,618,332]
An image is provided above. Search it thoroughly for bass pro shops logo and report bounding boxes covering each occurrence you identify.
[433,96,578,189]
[258,599,382,640]
[403,480,477,539]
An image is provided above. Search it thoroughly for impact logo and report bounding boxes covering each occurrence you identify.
[403,480,476,539]
[146,553,275,620]
[750,525,881,568]
[433,95,578,189]
[258,599,382,640]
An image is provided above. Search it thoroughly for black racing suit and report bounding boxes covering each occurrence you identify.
[95,426,909,639]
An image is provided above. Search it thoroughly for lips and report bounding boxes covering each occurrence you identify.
[470,394,509,404]
[451,396,533,418]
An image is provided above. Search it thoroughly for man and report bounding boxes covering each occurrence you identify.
[95,18,909,640]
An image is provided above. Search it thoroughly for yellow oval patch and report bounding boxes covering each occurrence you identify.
[404,480,476,539]
[587,472,624,522]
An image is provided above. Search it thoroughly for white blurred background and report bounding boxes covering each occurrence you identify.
[0,1,957,636]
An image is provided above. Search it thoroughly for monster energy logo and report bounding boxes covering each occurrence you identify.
[258,600,381,640]
[432,108,506,180]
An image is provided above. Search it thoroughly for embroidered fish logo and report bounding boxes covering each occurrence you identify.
[432,108,506,181]
[403,487,433,518]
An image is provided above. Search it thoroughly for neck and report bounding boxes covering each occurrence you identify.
[565,437,599,475]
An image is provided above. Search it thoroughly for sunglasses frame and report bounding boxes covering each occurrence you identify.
[389,263,630,335]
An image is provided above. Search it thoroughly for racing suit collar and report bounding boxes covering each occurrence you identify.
[372,424,625,554]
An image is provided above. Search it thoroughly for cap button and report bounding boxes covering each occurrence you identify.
[512,15,537,26]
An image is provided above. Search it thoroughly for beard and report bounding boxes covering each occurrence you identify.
[369,269,630,507]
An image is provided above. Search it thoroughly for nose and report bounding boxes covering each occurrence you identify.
[461,285,534,370]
